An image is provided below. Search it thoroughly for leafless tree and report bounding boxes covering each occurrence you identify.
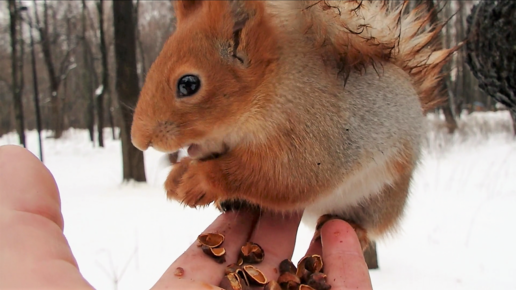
[133,0,147,86]
[33,0,77,138]
[80,0,96,144]
[20,6,44,161]
[8,0,26,147]
[423,0,459,133]
[96,0,109,148]
[113,0,146,182]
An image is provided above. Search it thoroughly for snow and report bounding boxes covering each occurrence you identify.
[1,111,515,290]
[95,85,104,97]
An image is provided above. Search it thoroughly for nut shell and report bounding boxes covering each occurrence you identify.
[211,247,226,257]
[201,245,226,264]
[281,280,301,290]
[220,273,244,290]
[239,242,265,264]
[306,272,331,290]
[242,265,268,285]
[305,255,324,273]
[225,263,241,275]
[297,255,323,282]
[277,272,301,285]
[264,280,282,290]
[197,233,225,248]
[279,259,297,275]
[235,269,250,287]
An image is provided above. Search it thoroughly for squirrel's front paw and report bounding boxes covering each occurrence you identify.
[175,161,217,208]
[164,157,192,200]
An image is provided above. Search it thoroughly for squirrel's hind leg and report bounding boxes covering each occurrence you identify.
[313,214,378,269]
[313,164,414,269]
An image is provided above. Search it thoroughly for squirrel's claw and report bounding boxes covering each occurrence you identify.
[165,156,218,208]
[164,157,192,200]
[176,162,216,208]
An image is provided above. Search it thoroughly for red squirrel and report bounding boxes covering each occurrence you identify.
[131,1,456,248]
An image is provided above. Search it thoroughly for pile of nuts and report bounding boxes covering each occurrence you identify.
[198,233,332,290]
[277,256,331,290]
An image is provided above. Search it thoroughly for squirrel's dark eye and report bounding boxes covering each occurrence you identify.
[177,75,201,98]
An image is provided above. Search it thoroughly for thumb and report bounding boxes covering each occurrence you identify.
[0,145,93,289]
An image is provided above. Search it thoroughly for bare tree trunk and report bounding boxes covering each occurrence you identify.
[34,0,62,138]
[454,2,465,113]
[113,0,146,182]
[430,0,458,133]
[108,105,116,140]
[33,0,76,139]
[62,4,73,132]
[81,0,95,144]
[27,12,44,162]
[8,0,26,147]
[133,0,147,84]
[17,0,26,139]
[97,0,108,148]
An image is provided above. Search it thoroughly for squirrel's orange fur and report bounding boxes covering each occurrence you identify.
[131,1,456,245]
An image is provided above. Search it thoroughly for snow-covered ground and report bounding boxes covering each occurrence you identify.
[1,111,515,290]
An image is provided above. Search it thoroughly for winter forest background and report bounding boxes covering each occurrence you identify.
[1,0,515,165]
[1,1,516,289]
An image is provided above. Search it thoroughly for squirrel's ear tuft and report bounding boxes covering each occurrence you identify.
[173,0,202,23]
[229,1,268,31]
[229,1,255,33]
[226,1,277,68]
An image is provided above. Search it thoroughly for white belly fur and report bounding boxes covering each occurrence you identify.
[302,150,398,234]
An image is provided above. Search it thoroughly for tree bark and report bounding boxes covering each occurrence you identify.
[33,0,77,139]
[27,11,44,161]
[81,0,95,144]
[113,0,146,182]
[34,0,63,138]
[428,0,458,133]
[133,0,147,85]
[97,0,108,148]
[454,2,465,113]
[8,0,26,147]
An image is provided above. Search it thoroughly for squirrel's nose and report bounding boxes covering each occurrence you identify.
[131,120,152,151]
[131,134,151,151]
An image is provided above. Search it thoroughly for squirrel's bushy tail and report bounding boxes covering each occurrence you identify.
[276,0,459,111]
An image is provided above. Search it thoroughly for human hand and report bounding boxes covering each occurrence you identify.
[0,145,93,289]
[154,210,373,290]
[0,145,373,290]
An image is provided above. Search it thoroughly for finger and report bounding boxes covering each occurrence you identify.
[157,279,224,290]
[0,145,93,289]
[152,209,259,289]
[304,234,323,257]
[248,210,303,282]
[320,219,373,290]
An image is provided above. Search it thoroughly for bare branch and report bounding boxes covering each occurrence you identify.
[58,41,78,79]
